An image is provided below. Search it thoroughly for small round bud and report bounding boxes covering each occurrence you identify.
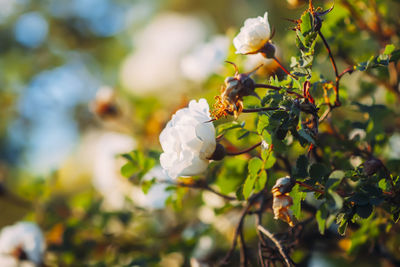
[260,42,276,59]
[209,143,226,161]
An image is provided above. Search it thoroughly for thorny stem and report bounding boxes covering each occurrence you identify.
[226,142,262,156]
[254,84,304,98]
[318,30,354,123]
[318,30,340,105]
[273,57,298,80]
[257,225,294,267]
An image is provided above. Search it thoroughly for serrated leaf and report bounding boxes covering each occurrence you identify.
[257,114,270,134]
[290,184,306,219]
[300,12,312,34]
[248,157,263,176]
[243,173,257,199]
[254,170,267,192]
[264,153,276,169]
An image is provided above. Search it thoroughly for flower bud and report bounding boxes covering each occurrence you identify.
[260,42,276,59]
[209,143,226,161]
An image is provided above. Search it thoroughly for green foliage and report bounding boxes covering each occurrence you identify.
[121,150,156,181]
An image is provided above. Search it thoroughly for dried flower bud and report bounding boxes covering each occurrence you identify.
[271,177,295,227]
[90,86,119,118]
[212,62,260,120]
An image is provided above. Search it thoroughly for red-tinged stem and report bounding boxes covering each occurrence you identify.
[273,57,298,80]
[295,181,325,194]
[226,142,262,156]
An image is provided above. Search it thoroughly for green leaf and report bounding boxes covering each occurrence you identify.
[257,114,270,134]
[327,190,343,211]
[384,44,395,55]
[254,170,267,192]
[294,155,309,179]
[309,163,329,182]
[290,184,306,219]
[248,157,263,176]
[262,131,272,144]
[316,208,327,234]
[243,173,257,200]
[121,162,137,178]
[264,153,276,169]
[356,204,373,219]
[236,185,244,201]
[300,12,312,35]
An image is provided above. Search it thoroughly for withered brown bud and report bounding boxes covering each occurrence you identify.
[209,143,226,161]
[363,158,382,176]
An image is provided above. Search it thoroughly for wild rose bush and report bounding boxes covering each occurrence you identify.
[1,0,400,266]
[121,1,400,266]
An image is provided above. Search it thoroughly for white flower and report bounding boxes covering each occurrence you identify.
[181,35,229,83]
[0,222,45,266]
[159,99,216,178]
[233,12,271,55]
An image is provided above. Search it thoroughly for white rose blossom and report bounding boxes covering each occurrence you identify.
[0,222,45,266]
[233,12,271,55]
[159,99,216,178]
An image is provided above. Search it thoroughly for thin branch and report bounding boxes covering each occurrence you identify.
[242,107,282,113]
[239,227,248,267]
[257,225,294,267]
[254,84,304,98]
[160,180,236,201]
[318,30,340,106]
[219,193,262,266]
[295,181,324,194]
[226,142,262,156]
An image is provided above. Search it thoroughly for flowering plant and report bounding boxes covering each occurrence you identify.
[120,2,400,266]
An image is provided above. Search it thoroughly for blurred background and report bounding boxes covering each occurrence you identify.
[0,0,399,266]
